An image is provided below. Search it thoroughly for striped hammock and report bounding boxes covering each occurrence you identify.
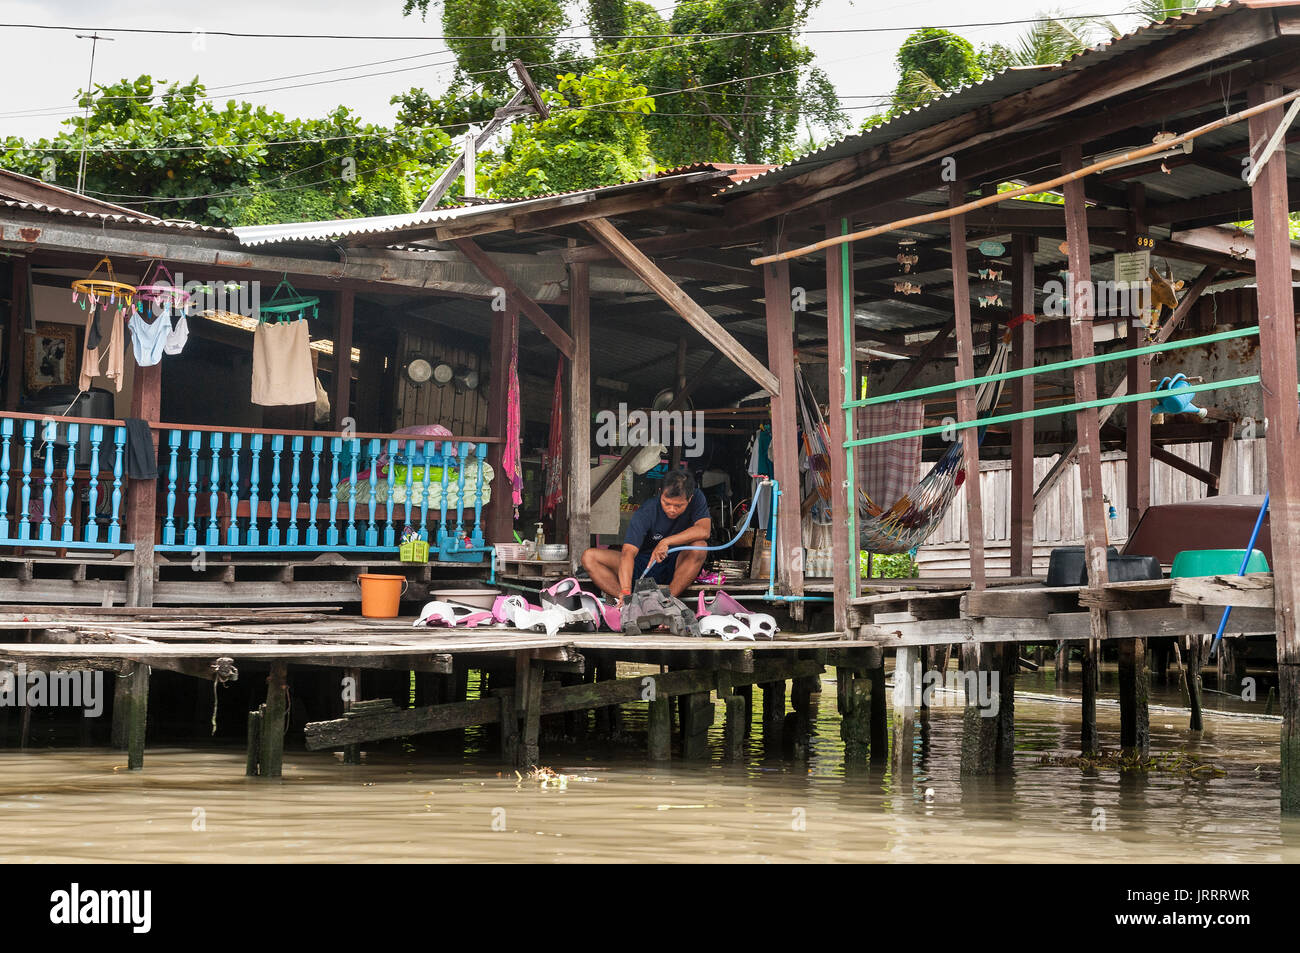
[858,337,1012,554]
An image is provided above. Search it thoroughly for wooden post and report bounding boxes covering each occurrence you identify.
[761,679,786,748]
[517,654,542,768]
[566,257,591,569]
[245,709,262,776]
[1062,145,1112,755]
[1125,184,1152,531]
[126,363,161,608]
[892,646,919,774]
[5,258,28,411]
[763,225,806,618]
[680,689,712,760]
[1248,83,1300,813]
[498,692,519,765]
[647,695,671,761]
[1118,637,1150,757]
[949,182,985,591]
[258,662,287,778]
[996,643,1016,767]
[867,647,887,762]
[1010,235,1037,577]
[484,306,520,547]
[959,644,996,775]
[124,662,149,771]
[824,217,855,632]
[332,289,355,428]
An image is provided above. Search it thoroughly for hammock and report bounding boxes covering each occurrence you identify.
[857,336,1012,554]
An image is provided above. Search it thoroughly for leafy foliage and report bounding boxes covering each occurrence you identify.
[484,66,655,197]
[0,76,452,226]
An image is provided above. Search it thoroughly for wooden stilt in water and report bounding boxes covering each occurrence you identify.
[1118,637,1150,757]
[892,646,919,775]
[518,656,542,769]
[761,679,785,749]
[867,648,887,763]
[499,693,519,766]
[1055,641,1069,682]
[1181,636,1205,732]
[1081,640,1099,755]
[839,667,870,764]
[647,696,671,761]
[996,643,1016,768]
[258,662,287,779]
[719,669,746,760]
[122,662,149,770]
[959,645,996,775]
[111,674,130,750]
[245,709,262,776]
[680,690,712,760]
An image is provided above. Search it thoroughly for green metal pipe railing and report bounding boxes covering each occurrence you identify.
[844,374,1261,448]
[839,218,859,601]
[844,325,1260,410]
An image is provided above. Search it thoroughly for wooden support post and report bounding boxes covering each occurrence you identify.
[1055,641,1069,682]
[1062,145,1112,756]
[719,666,746,760]
[959,644,996,775]
[949,182,985,591]
[258,662,287,779]
[1182,636,1205,732]
[838,667,870,764]
[1248,84,1300,813]
[1010,234,1037,577]
[892,646,919,774]
[680,689,712,760]
[824,217,854,632]
[332,289,355,428]
[763,226,806,619]
[761,679,786,748]
[996,643,1016,768]
[867,647,887,762]
[566,258,591,569]
[499,692,520,765]
[126,363,161,608]
[1118,637,1150,757]
[485,306,520,546]
[245,709,262,776]
[124,662,149,771]
[647,695,671,761]
[1126,185,1152,530]
[5,258,28,411]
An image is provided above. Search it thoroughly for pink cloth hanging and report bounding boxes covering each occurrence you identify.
[503,335,523,509]
[541,361,564,517]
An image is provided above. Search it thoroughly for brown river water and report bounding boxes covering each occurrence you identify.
[0,668,1295,863]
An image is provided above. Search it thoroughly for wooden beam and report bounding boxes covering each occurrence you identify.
[892,320,955,394]
[566,257,591,568]
[1009,234,1037,577]
[451,238,574,359]
[332,289,354,428]
[949,183,986,592]
[589,351,724,506]
[1248,82,1300,814]
[1125,183,1152,531]
[581,217,779,395]
[5,258,27,411]
[825,216,854,632]
[762,225,805,613]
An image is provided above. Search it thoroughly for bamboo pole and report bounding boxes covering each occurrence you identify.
[750,88,1300,267]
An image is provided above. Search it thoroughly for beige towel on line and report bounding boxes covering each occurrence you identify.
[252,320,316,407]
[79,307,125,393]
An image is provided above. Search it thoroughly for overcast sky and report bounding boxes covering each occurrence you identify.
[1,0,1153,146]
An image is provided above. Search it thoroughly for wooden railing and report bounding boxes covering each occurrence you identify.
[0,411,499,562]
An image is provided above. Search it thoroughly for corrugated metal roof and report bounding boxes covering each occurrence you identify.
[0,198,231,234]
[721,1,1256,197]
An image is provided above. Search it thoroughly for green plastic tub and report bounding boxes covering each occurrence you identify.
[1169,548,1270,578]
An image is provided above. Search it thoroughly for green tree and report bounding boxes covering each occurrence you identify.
[1002,11,1119,66]
[484,65,655,196]
[0,76,451,226]
[893,28,984,111]
[1130,0,1221,24]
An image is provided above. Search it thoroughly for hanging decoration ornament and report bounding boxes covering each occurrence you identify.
[896,238,919,275]
[974,245,1005,309]
[893,280,922,295]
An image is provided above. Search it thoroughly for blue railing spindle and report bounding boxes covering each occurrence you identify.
[383,438,399,548]
[326,438,341,547]
[453,440,471,553]
[418,440,432,543]
[267,434,284,548]
[108,427,125,544]
[184,430,201,547]
[437,440,451,555]
[40,420,56,542]
[0,419,12,539]
[346,438,359,547]
[471,441,488,548]
[163,430,180,545]
[227,433,242,546]
[287,435,304,547]
[247,434,263,547]
[307,436,323,547]
[365,438,380,548]
[62,423,78,542]
[84,425,102,544]
[207,431,223,548]
[18,419,33,541]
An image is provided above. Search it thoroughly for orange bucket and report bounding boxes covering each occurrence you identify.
[357,573,408,618]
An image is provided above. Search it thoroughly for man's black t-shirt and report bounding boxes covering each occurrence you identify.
[623,490,710,557]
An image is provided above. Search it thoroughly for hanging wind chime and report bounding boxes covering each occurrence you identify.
[974,240,1005,309]
[894,238,921,295]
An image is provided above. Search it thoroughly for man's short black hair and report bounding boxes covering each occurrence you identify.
[661,468,696,500]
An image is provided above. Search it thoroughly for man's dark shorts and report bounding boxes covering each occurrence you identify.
[633,550,679,584]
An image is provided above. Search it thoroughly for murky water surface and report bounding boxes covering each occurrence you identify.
[0,669,1294,862]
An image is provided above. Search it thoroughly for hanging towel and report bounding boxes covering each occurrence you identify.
[79,304,126,393]
[128,303,170,367]
[124,418,158,480]
[541,362,563,518]
[251,319,315,406]
[503,334,523,509]
[855,400,924,514]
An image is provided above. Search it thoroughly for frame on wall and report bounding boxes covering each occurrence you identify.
[25,322,79,392]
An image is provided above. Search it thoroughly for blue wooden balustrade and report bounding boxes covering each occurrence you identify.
[154,426,493,559]
[0,414,495,560]
[0,414,128,550]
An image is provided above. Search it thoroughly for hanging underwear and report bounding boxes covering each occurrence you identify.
[128,303,171,367]
[164,312,189,355]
